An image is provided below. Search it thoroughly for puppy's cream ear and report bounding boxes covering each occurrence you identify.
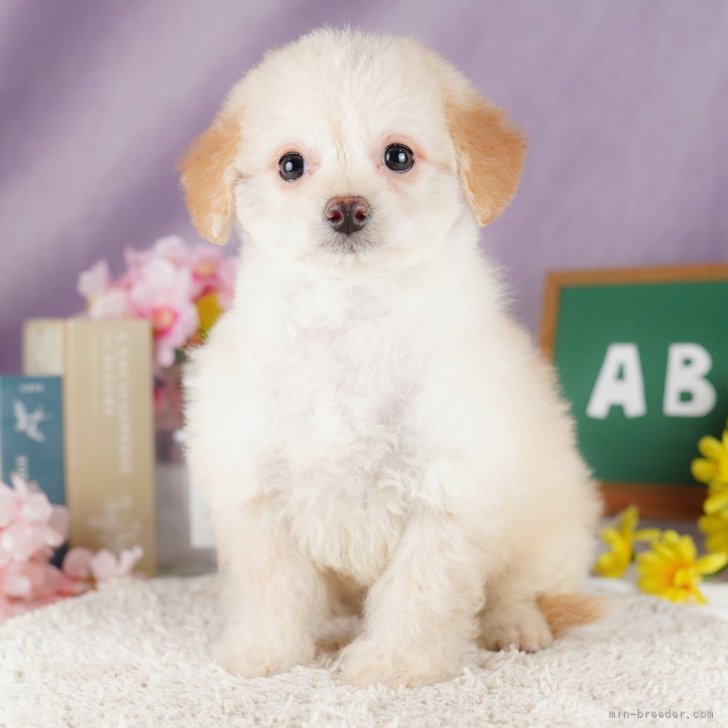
[179,115,240,245]
[445,95,525,226]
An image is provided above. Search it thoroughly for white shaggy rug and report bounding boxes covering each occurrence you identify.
[0,575,726,728]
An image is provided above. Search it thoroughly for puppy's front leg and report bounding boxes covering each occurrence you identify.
[339,509,484,688]
[213,497,326,677]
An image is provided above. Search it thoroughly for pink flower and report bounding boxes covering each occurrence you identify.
[88,288,133,319]
[77,235,237,369]
[153,235,191,264]
[188,246,221,297]
[77,260,112,300]
[127,236,235,304]
[127,257,199,368]
[125,235,190,270]
[0,475,68,562]
[77,260,133,319]
[0,555,69,600]
[0,474,84,625]
[0,474,144,625]
[0,555,83,624]
[62,545,143,585]
[0,552,34,598]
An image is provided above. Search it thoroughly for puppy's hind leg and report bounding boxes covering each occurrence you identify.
[213,495,327,677]
[479,506,601,652]
[478,590,553,652]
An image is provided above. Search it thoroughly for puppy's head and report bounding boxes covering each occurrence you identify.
[179,29,525,267]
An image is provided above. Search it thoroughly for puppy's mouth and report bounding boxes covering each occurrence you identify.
[322,229,373,255]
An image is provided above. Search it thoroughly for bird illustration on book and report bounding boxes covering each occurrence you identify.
[13,400,49,443]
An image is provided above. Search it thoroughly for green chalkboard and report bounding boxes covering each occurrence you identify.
[541,265,728,518]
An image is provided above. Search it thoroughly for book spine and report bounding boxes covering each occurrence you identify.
[0,376,65,505]
[63,320,157,575]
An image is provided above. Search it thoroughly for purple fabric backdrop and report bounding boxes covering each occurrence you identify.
[1,1,726,373]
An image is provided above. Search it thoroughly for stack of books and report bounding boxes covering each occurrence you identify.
[9,319,158,575]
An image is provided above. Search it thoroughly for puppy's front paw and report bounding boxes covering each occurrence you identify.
[214,629,315,678]
[339,637,457,688]
[478,600,553,652]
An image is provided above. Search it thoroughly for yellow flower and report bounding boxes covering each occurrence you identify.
[691,428,728,486]
[636,531,727,604]
[195,292,223,338]
[594,506,660,578]
[703,482,728,515]
[698,510,728,557]
[692,427,728,514]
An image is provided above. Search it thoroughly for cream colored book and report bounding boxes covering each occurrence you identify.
[23,318,65,376]
[23,318,157,575]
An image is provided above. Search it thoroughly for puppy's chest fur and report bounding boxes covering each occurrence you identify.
[258,284,428,585]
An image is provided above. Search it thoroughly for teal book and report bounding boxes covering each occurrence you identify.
[0,376,65,504]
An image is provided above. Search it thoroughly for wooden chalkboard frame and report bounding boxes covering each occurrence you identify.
[540,263,728,520]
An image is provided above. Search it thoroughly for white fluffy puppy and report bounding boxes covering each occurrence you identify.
[180,28,602,688]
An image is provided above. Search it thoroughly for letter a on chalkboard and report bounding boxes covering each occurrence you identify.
[586,343,647,419]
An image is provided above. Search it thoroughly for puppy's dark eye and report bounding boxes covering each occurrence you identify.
[279,152,305,181]
[384,144,414,172]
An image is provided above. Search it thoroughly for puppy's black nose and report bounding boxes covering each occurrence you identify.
[325,196,369,235]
